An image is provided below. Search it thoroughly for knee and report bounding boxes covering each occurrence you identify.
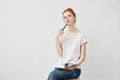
[48,71,58,80]
[48,70,63,80]
[48,72,54,80]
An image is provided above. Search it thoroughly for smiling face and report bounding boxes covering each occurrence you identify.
[62,8,76,26]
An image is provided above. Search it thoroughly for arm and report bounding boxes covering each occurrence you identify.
[55,38,63,57]
[76,43,87,65]
[71,43,87,69]
[55,28,64,57]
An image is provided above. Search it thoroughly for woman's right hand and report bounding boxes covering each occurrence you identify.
[55,28,64,39]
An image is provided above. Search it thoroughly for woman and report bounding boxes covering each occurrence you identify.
[47,8,87,80]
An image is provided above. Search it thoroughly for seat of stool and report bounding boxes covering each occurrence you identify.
[70,77,80,80]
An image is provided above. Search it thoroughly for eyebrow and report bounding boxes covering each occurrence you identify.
[63,14,72,17]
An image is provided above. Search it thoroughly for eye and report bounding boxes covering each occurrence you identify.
[63,16,66,19]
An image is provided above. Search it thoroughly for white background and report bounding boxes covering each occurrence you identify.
[0,0,120,80]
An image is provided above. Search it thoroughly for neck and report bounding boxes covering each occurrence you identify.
[67,23,78,32]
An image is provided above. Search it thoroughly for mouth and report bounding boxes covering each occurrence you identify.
[67,21,70,23]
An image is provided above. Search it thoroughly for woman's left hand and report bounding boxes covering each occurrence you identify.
[71,64,79,69]
[64,64,79,70]
[64,66,73,70]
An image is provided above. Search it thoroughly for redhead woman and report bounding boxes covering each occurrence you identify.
[47,8,88,80]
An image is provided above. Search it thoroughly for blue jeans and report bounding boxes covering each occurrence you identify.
[47,67,81,80]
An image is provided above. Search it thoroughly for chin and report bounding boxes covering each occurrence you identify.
[68,23,73,26]
[67,22,71,25]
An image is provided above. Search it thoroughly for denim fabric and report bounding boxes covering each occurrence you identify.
[47,67,81,80]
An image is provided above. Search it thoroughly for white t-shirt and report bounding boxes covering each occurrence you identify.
[53,31,87,68]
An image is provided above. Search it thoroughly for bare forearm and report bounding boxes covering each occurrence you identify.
[70,57,85,70]
[75,44,86,66]
[75,56,85,65]
[55,38,63,57]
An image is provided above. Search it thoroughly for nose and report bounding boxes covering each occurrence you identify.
[66,17,69,20]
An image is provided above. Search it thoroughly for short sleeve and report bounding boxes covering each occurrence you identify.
[80,33,88,45]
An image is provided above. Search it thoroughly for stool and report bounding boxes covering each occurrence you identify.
[71,77,80,80]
